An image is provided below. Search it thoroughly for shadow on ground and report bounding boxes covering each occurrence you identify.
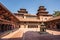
[0,37,22,40]
[22,31,60,40]
[0,31,60,40]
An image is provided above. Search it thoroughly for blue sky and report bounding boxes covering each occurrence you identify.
[0,0,60,14]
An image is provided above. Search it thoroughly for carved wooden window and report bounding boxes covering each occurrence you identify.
[45,18,47,20]
[3,15,11,21]
[28,25,38,28]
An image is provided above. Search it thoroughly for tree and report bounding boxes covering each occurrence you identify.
[53,11,60,16]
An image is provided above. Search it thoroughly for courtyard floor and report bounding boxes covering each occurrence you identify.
[0,28,60,40]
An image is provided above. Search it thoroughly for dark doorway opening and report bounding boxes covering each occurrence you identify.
[56,24,60,29]
[1,24,5,32]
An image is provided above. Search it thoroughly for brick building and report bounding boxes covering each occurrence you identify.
[0,3,19,32]
[0,2,60,33]
[14,6,53,32]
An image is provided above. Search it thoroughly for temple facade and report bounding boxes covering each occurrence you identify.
[14,6,53,32]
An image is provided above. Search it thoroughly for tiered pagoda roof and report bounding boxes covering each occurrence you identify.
[36,6,52,16]
[18,8,28,13]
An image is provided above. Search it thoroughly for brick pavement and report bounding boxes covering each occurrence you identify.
[46,30,60,35]
[22,31,60,40]
[0,29,60,40]
[1,28,23,39]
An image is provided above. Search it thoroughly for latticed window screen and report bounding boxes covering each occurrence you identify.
[28,25,38,28]
[3,15,11,21]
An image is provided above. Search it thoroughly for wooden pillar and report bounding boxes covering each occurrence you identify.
[6,24,9,31]
[6,24,8,31]
[11,25,13,30]
[0,24,3,32]
[4,24,7,31]
[2,24,4,32]
[12,25,14,29]
[4,24,6,31]
[0,24,1,31]
[8,24,10,30]
[9,25,11,30]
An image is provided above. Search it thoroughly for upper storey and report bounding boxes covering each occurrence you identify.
[18,8,28,13]
[14,6,53,22]
[0,2,19,23]
[36,6,49,16]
